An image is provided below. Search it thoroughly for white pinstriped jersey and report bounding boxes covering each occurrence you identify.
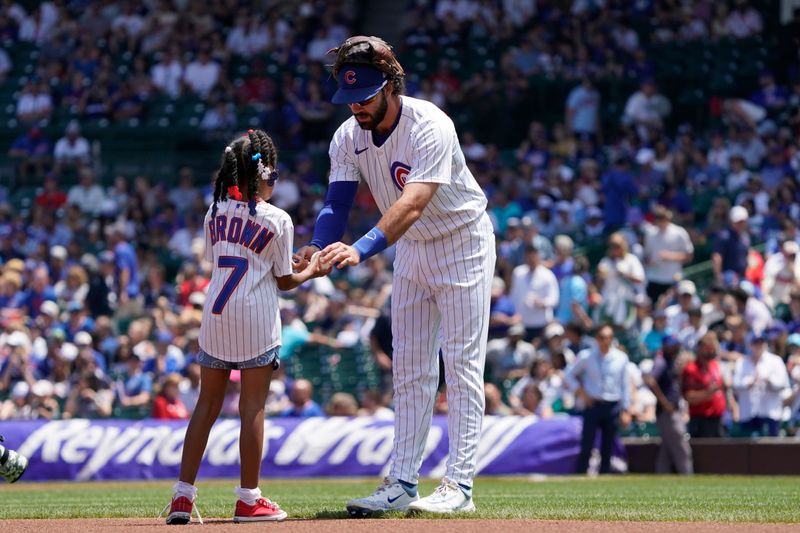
[328,95,487,241]
[199,199,293,361]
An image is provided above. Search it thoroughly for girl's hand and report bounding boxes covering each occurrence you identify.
[307,251,333,277]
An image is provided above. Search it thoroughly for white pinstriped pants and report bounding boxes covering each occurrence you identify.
[388,213,495,485]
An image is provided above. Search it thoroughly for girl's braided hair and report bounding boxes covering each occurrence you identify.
[211,129,279,218]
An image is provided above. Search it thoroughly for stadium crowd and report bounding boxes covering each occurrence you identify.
[1,0,800,448]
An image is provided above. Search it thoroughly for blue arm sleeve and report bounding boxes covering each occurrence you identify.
[309,181,358,249]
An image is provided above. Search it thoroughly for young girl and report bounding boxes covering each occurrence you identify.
[164,129,328,524]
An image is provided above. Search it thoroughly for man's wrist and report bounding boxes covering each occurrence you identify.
[352,227,388,262]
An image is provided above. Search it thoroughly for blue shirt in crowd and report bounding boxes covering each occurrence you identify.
[565,346,630,409]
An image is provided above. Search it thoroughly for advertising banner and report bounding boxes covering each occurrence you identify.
[0,415,624,481]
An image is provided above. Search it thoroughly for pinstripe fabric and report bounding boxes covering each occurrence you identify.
[199,199,293,362]
[328,96,495,487]
[328,96,487,241]
[388,213,496,485]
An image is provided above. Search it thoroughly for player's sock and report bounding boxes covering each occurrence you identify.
[235,485,262,505]
[398,478,418,497]
[458,482,472,499]
[173,480,197,501]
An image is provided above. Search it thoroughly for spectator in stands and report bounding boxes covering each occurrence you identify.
[682,331,727,438]
[176,359,200,414]
[623,78,671,142]
[601,156,637,232]
[566,324,631,474]
[596,232,644,328]
[280,379,323,417]
[66,168,106,216]
[325,392,358,417]
[510,243,559,343]
[643,205,694,304]
[556,255,589,325]
[33,175,67,212]
[539,322,576,369]
[732,333,791,437]
[16,78,53,126]
[111,81,145,122]
[712,205,751,285]
[486,323,536,383]
[8,126,51,181]
[514,382,554,419]
[115,350,152,414]
[484,382,513,416]
[63,365,113,419]
[762,241,800,308]
[0,381,31,419]
[565,77,600,138]
[53,120,91,175]
[105,223,141,318]
[199,99,237,140]
[725,0,763,39]
[152,373,190,420]
[151,46,184,98]
[19,266,55,320]
[183,48,220,99]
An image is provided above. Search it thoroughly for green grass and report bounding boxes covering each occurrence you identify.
[0,476,798,522]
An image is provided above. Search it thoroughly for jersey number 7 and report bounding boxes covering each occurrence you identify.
[212,256,249,315]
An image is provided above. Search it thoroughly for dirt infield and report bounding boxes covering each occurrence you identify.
[3,519,798,532]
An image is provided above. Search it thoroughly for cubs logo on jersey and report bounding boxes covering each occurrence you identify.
[390,161,411,191]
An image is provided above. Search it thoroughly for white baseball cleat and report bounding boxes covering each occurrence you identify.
[346,476,419,517]
[407,478,476,514]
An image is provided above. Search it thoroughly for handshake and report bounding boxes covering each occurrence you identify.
[293,243,362,273]
[0,435,28,483]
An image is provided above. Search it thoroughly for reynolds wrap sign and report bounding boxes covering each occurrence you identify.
[0,415,624,481]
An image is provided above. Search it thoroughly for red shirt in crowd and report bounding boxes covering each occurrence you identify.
[681,358,726,417]
[151,395,190,420]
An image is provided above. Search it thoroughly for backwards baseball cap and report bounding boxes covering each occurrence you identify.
[332,64,388,105]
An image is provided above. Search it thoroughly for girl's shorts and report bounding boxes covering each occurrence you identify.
[197,346,280,371]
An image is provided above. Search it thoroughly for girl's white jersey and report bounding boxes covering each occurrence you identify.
[199,199,293,361]
[328,95,487,241]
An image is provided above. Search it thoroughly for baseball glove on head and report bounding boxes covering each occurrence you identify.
[329,35,405,93]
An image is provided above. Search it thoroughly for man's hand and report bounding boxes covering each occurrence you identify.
[292,245,320,272]
[321,241,361,269]
[620,410,632,427]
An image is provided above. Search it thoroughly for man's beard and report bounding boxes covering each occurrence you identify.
[354,93,388,131]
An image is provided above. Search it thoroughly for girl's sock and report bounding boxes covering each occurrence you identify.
[235,485,262,505]
[173,480,197,501]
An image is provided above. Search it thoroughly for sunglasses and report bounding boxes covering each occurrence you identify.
[351,91,381,108]
[350,82,387,107]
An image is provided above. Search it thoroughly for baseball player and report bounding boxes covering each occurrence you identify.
[294,36,496,515]
[164,130,329,525]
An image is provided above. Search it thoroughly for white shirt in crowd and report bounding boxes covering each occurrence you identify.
[732,351,790,421]
[111,12,145,37]
[510,263,559,329]
[67,184,108,215]
[183,59,220,98]
[16,91,52,118]
[744,297,772,337]
[597,253,645,325]
[725,8,762,39]
[643,222,693,285]
[54,136,90,164]
[151,60,184,98]
[762,252,800,307]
